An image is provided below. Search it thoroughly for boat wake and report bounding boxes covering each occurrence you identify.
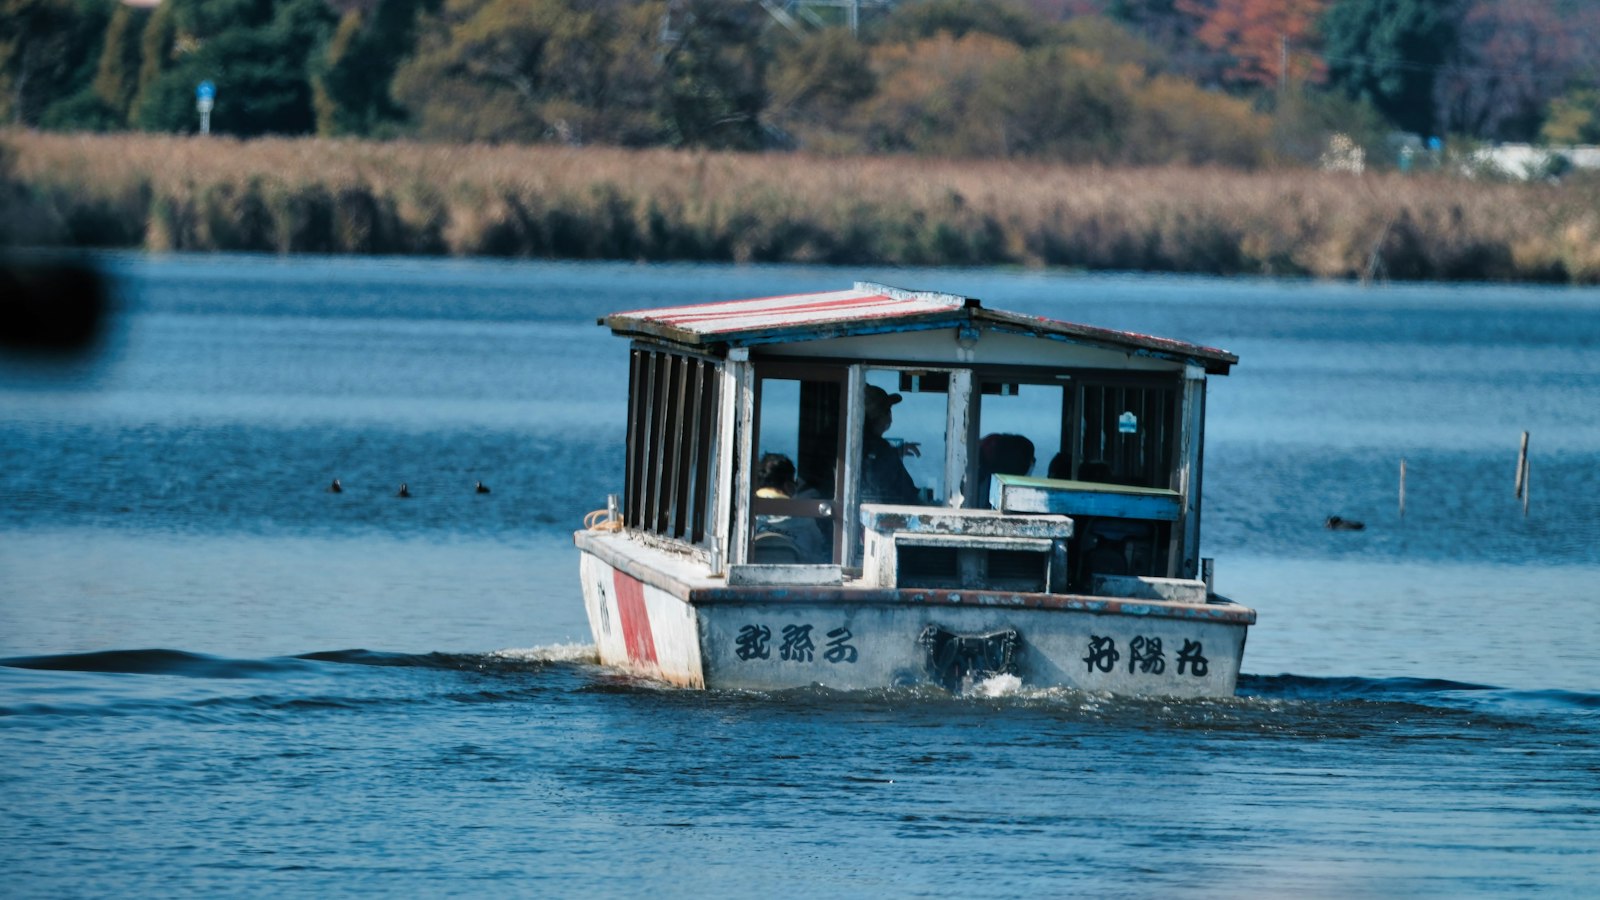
[3,649,1595,727]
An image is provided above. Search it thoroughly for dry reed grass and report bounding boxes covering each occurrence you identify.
[4,130,1596,282]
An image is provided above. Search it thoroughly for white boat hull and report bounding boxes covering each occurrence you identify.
[578,533,1250,698]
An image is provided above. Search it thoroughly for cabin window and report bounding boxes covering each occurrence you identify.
[750,364,845,564]
[970,379,1068,506]
[1076,377,1178,488]
[624,346,718,546]
[971,373,1178,490]
[862,368,946,506]
[972,372,1181,582]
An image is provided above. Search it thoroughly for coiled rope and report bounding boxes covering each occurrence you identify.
[584,508,623,532]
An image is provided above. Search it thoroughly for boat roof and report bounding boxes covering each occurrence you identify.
[604,282,1237,375]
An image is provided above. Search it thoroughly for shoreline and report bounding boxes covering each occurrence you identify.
[5,131,1598,284]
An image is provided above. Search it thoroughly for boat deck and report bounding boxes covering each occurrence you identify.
[575,529,1255,626]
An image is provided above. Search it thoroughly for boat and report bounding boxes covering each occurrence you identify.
[574,282,1254,697]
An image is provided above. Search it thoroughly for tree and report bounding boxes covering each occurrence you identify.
[1104,0,1218,81]
[1,0,112,125]
[393,0,668,145]
[1175,0,1327,88]
[1434,0,1586,143]
[657,0,768,149]
[1322,0,1463,137]
[848,31,1022,157]
[1541,88,1600,146]
[312,0,425,137]
[92,2,150,124]
[874,0,1050,48]
[126,0,334,136]
[766,26,876,147]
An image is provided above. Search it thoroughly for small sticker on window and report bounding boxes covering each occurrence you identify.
[1118,411,1138,434]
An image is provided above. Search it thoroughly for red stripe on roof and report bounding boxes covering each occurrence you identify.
[653,292,891,325]
[609,289,857,322]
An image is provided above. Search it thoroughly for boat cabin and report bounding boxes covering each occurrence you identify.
[603,282,1235,597]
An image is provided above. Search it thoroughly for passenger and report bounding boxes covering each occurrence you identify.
[975,433,1035,508]
[1047,452,1072,480]
[1070,459,1151,585]
[860,385,919,505]
[1078,460,1114,483]
[754,453,828,563]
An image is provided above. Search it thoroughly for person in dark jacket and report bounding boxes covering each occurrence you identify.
[860,385,919,505]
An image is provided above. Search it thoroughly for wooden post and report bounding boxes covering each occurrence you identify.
[1515,431,1529,499]
[1521,452,1530,518]
[1399,457,1406,519]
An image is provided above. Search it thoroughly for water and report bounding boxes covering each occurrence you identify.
[3,254,1598,896]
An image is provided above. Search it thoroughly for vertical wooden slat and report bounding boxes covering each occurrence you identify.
[657,355,684,534]
[645,352,667,533]
[945,369,973,507]
[624,349,641,527]
[711,350,746,572]
[1084,384,1102,466]
[731,354,756,566]
[692,362,718,544]
[1112,386,1125,478]
[1164,384,1177,483]
[746,374,766,554]
[634,350,657,527]
[841,366,865,565]
[674,359,702,540]
[1171,365,1207,579]
[1056,383,1073,478]
[1069,383,1084,479]
[1140,386,1155,485]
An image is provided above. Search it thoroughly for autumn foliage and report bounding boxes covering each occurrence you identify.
[1175,0,1327,86]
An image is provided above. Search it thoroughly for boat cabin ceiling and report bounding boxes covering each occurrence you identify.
[605,283,1236,590]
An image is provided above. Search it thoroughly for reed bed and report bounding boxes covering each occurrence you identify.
[4,130,1597,282]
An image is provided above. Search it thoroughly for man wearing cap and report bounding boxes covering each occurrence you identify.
[860,385,920,505]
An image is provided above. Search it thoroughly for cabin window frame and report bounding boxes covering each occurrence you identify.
[969,366,1186,580]
[746,360,849,564]
[624,341,720,550]
[837,363,970,565]
[968,367,1183,493]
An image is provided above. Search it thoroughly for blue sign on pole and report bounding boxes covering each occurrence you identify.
[196,81,215,134]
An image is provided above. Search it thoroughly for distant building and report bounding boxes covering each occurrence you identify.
[1468,144,1600,180]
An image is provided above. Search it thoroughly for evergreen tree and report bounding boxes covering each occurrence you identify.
[1322,0,1463,137]
[312,0,425,137]
[1,0,112,125]
[128,0,176,126]
[133,0,335,135]
[658,0,767,149]
[92,2,150,124]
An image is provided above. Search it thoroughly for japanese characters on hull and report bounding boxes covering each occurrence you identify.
[729,621,1212,682]
[735,623,859,664]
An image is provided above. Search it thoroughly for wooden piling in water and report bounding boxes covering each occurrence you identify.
[1515,432,1529,500]
[1521,453,1531,518]
[1399,457,1406,519]
[1516,432,1531,517]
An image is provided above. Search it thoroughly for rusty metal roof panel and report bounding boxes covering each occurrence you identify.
[605,281,1237,374]
[974,307,1238,373]
[605,283,971,346]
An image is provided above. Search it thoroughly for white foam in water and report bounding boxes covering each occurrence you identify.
[970,673,1024,697]
[490,643,598,664]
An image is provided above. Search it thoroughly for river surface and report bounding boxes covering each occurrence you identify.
[3,254,1598,897]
